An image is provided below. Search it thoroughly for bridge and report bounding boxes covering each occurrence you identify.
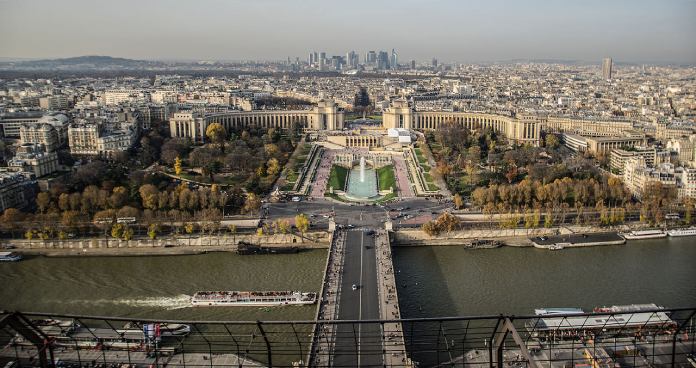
[308,228,411,366]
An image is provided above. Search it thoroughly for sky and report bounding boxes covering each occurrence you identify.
[1,0,695,64]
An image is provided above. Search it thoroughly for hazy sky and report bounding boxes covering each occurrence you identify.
[1,0,695,63]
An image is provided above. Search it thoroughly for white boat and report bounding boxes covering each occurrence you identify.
[548,243,569,250]
[0,251,22,262]
[620,230,666,240]
[667,227,696,237]
[118,322,191,337]
[191,291,317,307]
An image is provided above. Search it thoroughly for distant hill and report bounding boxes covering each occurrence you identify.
[0,55,161,70]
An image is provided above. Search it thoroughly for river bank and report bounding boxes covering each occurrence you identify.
[3,223,689,258]
[3,231,331,257]
[391,225,617,247]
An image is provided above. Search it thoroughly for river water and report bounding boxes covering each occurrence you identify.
[393,237,696,318]
[1,239,695,321]
[0,251,326,321]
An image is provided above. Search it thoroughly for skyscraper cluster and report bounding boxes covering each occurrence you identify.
[307,49,401,71]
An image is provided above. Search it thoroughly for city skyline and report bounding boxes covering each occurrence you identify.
[1,0,695,64]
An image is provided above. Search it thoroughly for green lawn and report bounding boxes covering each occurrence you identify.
[377,165,396,191]
[327,165,348,191]
[414,148,427,164]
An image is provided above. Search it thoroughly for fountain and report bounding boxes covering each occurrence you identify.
[345,157,378,200]
[360,156,366,182]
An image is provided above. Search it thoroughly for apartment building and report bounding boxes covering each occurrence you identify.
[19,113,70,152]
[0,171,36,212]
[7,143,59,177]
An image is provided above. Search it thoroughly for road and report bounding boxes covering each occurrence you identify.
[332,229,383,367]
[263,198,453,229]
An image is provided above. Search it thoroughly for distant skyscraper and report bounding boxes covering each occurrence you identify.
[366,51,377,64]
[377,51,390,70]
[411,60,416,69]
[432,58,438,68]
[309,52,314,66]
[390,49,398,70]
[346,50,358,68]
[602,58,613,80]
[319,52,327,71]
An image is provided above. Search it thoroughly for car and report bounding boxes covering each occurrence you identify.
[365,230,375,236]
[351,284,358,291]
[291,196,301,202]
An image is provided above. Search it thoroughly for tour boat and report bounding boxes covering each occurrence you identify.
[619,230,666,240]
[191,291,317,307]
[0,251,23,262]
[118,322,191,337]
[667,227,696,237]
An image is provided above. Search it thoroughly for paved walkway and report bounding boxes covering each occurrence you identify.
[392,154,415,198]
[375,231,412,367]
[309,150,335,198]
[309,230,346,366]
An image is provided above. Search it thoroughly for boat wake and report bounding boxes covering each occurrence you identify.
[112,295,193,310]
[67,295,192,310]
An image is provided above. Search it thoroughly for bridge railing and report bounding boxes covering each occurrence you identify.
[1,308,694,367]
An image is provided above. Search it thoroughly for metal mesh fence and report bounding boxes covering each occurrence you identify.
[1,308,694,367]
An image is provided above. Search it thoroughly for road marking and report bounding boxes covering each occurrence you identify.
[358,230,364,367]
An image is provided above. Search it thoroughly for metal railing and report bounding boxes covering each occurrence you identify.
[1,307,694,367]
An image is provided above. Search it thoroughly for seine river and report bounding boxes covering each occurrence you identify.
[1,238,695,321]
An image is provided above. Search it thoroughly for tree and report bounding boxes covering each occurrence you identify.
[2,208,25,223]
[685,199,693,225]
[139,184,159,210]
[277,219,290,234]
[544,210,553,228]
[109,187,128,209]
[295,213,310,237]
[545,134,560,149]
[58,193,70,212]
[266,158,281,176]
[453,193,464,210]
[435,212,460,233]
[174,156,183,175]
[148,224,158,239]
[206,122,227,153]
[123,227,134,241]
[242,193,262,214]
[228,224,237,242]
[111,223,125,239]
[36,192,51,213]
[422,221,440,237]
